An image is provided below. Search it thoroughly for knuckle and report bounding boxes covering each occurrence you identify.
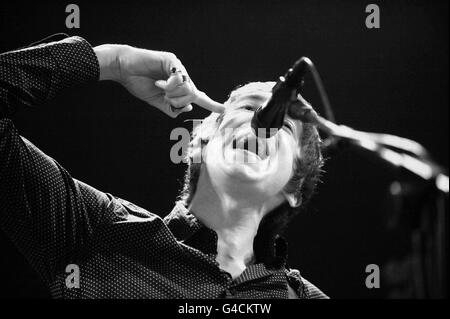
[167,108,177,118]
[176,85,189,95]
[170,100,183,108]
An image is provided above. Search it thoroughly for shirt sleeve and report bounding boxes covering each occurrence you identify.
[0,36,115,285]
[0,35,99,117]
[301,277,329,299]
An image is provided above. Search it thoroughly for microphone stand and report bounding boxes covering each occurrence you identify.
[291,93,448,298]
[312,113,449,194]
[287,56,448,191]
[275,55,448,297]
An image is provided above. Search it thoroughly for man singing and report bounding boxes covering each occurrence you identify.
[0,35,327,298]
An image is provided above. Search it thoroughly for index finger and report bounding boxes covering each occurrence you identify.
[161,52,190,79]
[194,91,225,113]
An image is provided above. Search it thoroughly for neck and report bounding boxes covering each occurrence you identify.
[189,168,272,278]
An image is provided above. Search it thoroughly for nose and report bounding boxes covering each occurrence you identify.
[221,109,254,131]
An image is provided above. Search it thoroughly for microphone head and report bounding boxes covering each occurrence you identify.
[251,90,290,138]
[251,57,311,138]
[250,106,273,138]
[284,57,310,89]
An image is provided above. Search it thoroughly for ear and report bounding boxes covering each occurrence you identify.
[186,134,206,164]
[282,191,302,208]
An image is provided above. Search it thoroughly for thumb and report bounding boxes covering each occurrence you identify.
[170,103,193,117]
[150,99,193,119]
[182,104,193,113]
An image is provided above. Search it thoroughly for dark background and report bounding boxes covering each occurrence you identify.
[0,0,448,298]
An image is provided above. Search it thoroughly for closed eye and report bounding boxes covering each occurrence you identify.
[239,105,257,111]
[284,121,295,134]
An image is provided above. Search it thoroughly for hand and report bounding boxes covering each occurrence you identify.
[94,44,224,118]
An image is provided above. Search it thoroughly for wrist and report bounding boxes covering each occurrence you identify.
[94,44,125,81]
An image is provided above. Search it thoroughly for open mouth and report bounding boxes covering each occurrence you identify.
[231,135,268,160]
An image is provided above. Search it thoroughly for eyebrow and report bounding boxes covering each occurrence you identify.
[232,93,270,106]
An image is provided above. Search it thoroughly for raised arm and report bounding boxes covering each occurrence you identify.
[0,36,223,118]
[0,36,99,116]
[0,36,108,284]
[0,35,223,285]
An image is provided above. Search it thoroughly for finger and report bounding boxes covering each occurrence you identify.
[166,70,185,90]
[183,104,193,113]
[150,96,191,118]
[145,93,177,118]
[155,71,184,91]
[159,52,192,85]
[165,95,194,109]
[194,91,225,113]
[165,103,193,118]
[154,79,167,90]
[165,82,192,98]
[172,104,193,115]
[164,54,189,78]
[148,100,176,118]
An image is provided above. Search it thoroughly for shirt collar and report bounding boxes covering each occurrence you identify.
[163,203,288,268]
[163,202,204,242]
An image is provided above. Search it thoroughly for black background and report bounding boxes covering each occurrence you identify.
[0,0,448,298]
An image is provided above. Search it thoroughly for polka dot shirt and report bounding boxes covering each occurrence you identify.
[0,35,328,299]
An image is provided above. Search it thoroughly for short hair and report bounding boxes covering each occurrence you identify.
[177,82,324,266]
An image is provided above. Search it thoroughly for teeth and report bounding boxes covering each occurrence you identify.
[228,128,274,162]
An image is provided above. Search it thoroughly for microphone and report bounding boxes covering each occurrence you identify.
[251,57,319,138]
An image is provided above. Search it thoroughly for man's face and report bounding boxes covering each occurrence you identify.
[202,83,303,204]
